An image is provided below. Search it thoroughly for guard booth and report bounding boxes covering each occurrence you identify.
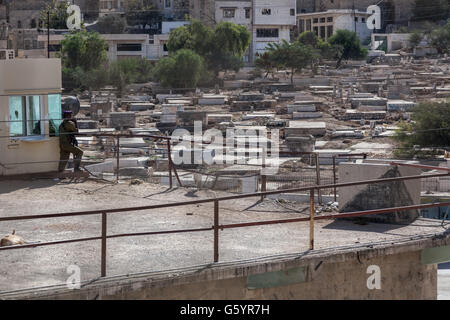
[0,58,63,176]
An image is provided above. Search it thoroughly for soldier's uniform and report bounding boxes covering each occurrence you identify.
[58,118,83,172]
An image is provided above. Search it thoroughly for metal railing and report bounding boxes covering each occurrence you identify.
[0,169,449,278]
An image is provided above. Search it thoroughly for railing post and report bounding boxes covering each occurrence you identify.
[261,148,266,201]
[168,140,173,188]
[309,189,315,251]
[116,136,120,183]
[333,155,337,202]
[315,153,322,205]
[101,212,107,277]
[214,200,219,263]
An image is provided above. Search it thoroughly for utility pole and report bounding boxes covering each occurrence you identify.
[250,0,254,64]
[47,10,50,59]
[352,0,356,33]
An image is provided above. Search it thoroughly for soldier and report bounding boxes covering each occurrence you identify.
[58,110,83,173]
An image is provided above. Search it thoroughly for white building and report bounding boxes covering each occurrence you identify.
[215,0,297,63]
[253,0,296,60]
[297,10,372,42]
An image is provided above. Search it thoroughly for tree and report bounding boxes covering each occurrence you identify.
[167,19,250,78]
[125,0,158,30]
[393,102,450,158]
[297,31,320,47]
[97,15,127,34]
[60,31,108,71]
[409,31,424,49]
[297,31,343,71]
[412,0,449,22]
[430,19,450,54]
[208,22,251,75]
[107,58,154,95]
[264,40,318,84]
[255,51,277,79]
[167,19,213,57]
[328,30,368,67]
[154,49,205,88]
[60,31,108,91]
[40,0,71,29]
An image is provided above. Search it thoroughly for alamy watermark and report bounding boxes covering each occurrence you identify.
[367,265,381,290]
[66,264,81,290]
[66,5,82,30]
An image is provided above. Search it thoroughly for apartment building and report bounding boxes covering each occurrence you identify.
[215,0,296,63]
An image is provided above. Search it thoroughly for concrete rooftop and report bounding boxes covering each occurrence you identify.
[0,179,447,293]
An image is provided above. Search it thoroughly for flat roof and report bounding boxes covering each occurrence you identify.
[0,179,446,292]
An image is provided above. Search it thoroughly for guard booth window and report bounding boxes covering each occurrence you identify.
[48,94,62,136]
[9,96,42,137]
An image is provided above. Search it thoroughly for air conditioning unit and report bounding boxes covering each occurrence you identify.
[0,49,14,60]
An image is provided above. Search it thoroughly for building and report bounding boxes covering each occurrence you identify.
[253,0,296,60]
[190,0,216,26]
[297,0,415,31]
[297,9,372,42]
[215,0,296,63]
[37,28,178,61]
[99,0,125,17]
[0,58,63,176]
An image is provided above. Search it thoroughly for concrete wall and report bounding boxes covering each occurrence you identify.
[8,240,439,300]
[190,0,217,26]
[254,0,296,26]
[338,161,421,223]
[334,13,372,42]
[215,1,252,26]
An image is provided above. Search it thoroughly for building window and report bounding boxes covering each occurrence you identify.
[30,19,37,29]
[290,9,295,16]
[313,18,318,24]
[261,8,271,15]
[48,94,62,136]
[362,17,366,23]
[245,8,251,19]
[223,8,235,18]
[320,17,325,23]
[9,96,42,137]
[17,20,22,28]
[355,17,359,22]
[306,19,311,31]
[117,43,142,51]
[320,26,326,38]
[327,25,333,38]
[299,19,305,33]
[256,28,279,38]
[327,17,333,22]
[313,26,318,36]
[165,0,171,8]
[48,44,61,52]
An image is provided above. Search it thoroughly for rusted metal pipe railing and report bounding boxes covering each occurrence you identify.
[0,172,449,277]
